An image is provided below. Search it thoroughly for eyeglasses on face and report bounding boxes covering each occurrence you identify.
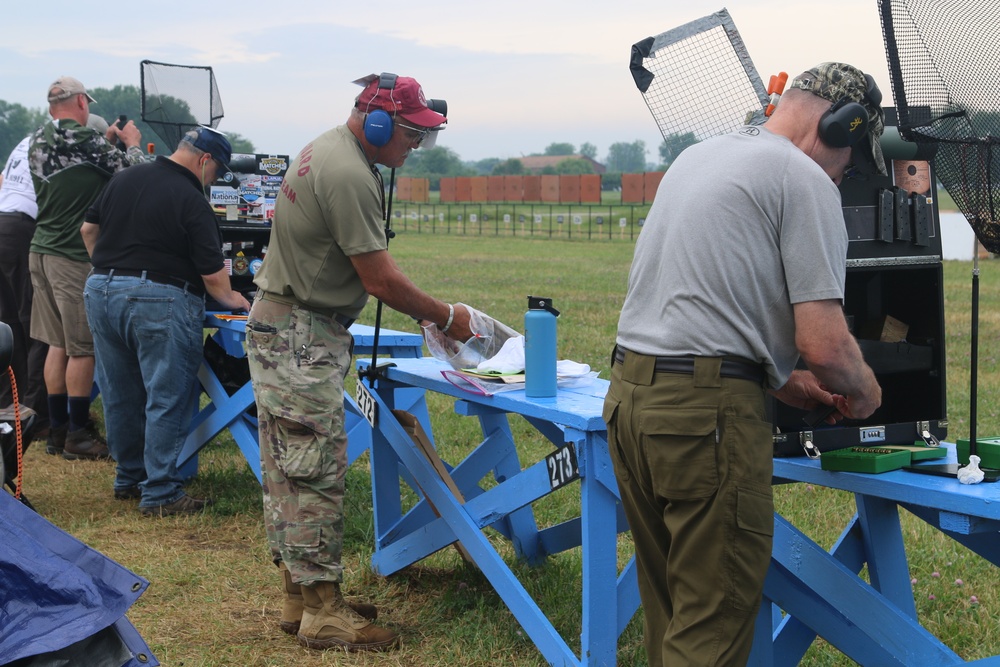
[395,121,431,146]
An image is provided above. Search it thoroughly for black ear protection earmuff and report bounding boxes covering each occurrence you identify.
[817,73,882,148]
[363,72,399,147]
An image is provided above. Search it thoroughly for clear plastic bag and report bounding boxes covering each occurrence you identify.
[425,304,599,397]
[422,303,520,371]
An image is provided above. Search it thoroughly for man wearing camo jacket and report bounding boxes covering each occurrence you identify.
[28,76,144,461]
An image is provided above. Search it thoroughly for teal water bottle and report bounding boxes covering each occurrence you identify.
[525,296,560,398]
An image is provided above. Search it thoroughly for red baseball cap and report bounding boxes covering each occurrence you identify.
[356,74,447,129]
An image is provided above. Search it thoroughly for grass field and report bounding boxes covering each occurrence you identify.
[13,232,1000,666]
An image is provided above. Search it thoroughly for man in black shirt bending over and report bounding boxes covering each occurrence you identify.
[81,127,249,517]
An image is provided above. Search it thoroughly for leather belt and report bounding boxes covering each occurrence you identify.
[92,268,205,297]
[613,346,765,384]
[258,291,355,329]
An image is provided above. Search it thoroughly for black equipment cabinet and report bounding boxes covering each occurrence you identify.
[212,223,270,308]
[772,112,948,456]
[204,153,288,311]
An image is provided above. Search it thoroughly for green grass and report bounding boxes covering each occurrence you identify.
[14,234,1000,666]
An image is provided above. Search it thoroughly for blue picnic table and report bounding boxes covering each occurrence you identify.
[765,448,1000,666]
[177,313,425,482]
[356,355,1000,666]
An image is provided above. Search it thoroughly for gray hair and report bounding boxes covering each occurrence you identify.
[177,130,207,158]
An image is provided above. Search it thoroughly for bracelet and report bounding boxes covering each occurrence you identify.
[440,303,455,333]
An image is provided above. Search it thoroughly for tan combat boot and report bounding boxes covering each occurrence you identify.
[278,563,377,636]
[297,581,399,651]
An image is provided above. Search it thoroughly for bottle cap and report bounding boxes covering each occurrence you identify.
[527,295,560,316]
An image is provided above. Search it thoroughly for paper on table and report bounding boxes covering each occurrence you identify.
[460,368,526,384]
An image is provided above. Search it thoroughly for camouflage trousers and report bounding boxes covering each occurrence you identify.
[245,294,354,586]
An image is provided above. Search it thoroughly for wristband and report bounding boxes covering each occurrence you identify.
[440,303,455,334]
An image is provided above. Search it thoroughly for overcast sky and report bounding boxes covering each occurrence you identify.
[2,1,894,163]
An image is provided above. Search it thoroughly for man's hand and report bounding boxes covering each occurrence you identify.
[442,303,472,342]
[417,304,473,342]
[202,268,249,312]
[794,300,882,421]
[833,384,881,421]
[769,369,844,425]
[111,120,141,149]
[226,291,251,313]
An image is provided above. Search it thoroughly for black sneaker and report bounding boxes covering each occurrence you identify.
[114,485,142,500]
[139,493,213,517]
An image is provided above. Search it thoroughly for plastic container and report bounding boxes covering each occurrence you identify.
[524,296,560,398]
[956,437,1000,469]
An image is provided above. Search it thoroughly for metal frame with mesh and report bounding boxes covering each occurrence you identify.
[140,59,225,149]
[880,0,1000,252]
[629,8,769,146]
[880,0,1000,458]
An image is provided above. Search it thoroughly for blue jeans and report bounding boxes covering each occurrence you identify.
[84,272,204,507]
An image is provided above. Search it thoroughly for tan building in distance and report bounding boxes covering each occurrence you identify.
[516,155,607,174]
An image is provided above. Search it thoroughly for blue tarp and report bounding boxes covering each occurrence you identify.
[0,491,158,666]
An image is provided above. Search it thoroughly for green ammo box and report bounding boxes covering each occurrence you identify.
[956,437,1000,469]
[820,447,912,474]
[880,444,948,462]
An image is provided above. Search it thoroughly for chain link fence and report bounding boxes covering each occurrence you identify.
[386,202,652,241]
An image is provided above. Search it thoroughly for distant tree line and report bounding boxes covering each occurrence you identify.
[2,89,701,187]
[0,85,255,160]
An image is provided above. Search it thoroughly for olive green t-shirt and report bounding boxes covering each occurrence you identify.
[254,125,386,318]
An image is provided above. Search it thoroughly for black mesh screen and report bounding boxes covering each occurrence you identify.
[140,60,225,150]
[880,0,1000,251]
[629,9,769,146]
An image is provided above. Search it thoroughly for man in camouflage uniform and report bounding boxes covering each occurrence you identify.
[28,76,144,460]
[246,73,472,652]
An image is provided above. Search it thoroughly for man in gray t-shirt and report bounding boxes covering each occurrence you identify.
[604,62,883,666]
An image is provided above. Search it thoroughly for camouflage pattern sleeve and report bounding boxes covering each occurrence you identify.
[84,130,146,174]
[29,120,145,182]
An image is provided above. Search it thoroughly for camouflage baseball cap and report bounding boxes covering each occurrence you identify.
[790,62,886,175]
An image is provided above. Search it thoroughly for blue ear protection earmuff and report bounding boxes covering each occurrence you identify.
[363,72,399,147]
[364,109,393,147]
[817,73,882,148]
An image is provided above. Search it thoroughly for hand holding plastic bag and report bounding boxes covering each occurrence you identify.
[422,303,520,371]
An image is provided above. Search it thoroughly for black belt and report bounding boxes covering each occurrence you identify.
[613,346,765,384]
[0,211,35,222]
[93,268,205,297]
